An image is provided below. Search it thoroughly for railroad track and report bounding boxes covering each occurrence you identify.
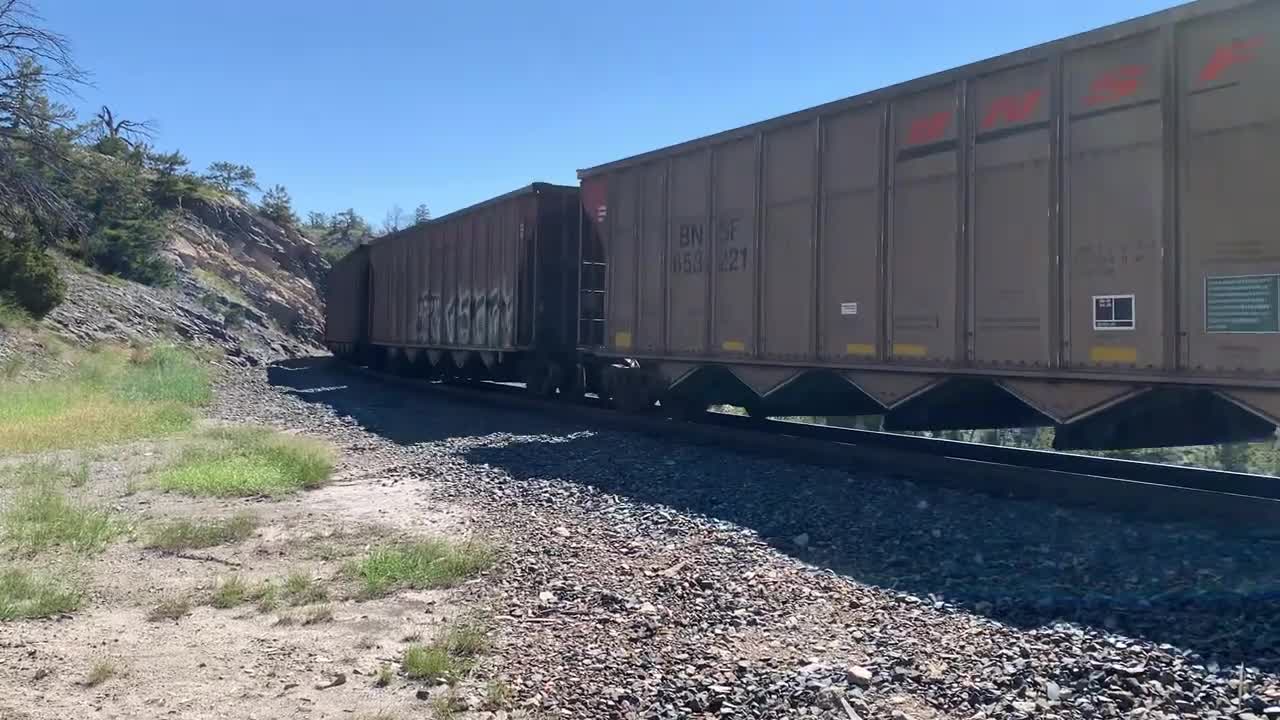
[332,360,1280,531]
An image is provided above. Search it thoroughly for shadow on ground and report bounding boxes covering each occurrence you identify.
[269,357,1280,670]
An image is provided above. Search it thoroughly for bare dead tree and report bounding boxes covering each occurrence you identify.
[0,0,87,235]
[381,204,406,235]
[93,104,155,147]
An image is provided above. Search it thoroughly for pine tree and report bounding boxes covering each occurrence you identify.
[259,184,298,227]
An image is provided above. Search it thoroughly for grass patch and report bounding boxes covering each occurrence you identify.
[0,344,209,454]
[374,663,393,687]
[353,540,493,597]
[283,571,328,605]
[1,480,118,555]
[194,268,250,305]
[0,299,32,330]
[209,575,249,608]
[85,659,118,687]
[401,622,490,683]
[301,604,333,625]
[0,568,80,620]
[147,596,191,622]
[254,582,280,612]
[152,426,334,498]
[144,513,258,552]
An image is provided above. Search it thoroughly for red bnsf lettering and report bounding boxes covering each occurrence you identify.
[1199,36,1264,84]
[1086,65,1147,107]
[905,111,950,145]
[981,89,1043,130]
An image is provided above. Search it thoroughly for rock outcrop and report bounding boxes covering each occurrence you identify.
[1,193,333,367]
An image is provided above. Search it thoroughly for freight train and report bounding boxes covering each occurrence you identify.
[325,0,1280,451]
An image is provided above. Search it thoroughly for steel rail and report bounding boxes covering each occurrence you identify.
[331,361,1280,531]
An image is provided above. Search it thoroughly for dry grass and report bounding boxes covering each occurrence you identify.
[146,596,192,622]
[209,575,249,608]
[85,658,119,687]
[301,604,334,625]
[0,567,80,620]
[0,345,209,455]
[144,513,257,552]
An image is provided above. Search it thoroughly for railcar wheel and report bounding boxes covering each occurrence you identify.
[524,359,560,398]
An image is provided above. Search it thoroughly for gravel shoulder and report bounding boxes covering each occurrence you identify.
[255,359,1279,720]
[4,357,1278,720]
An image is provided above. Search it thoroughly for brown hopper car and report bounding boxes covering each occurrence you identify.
[326,183,581,393]
[575,0,1280,449]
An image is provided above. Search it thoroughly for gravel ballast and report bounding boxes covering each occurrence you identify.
[217,359,1280,720]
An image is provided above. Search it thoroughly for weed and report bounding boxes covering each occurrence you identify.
[356,636,378,650]
[402,644,454,681]
[147,596,191,622]
[274,613,297,627]
[283,571,327,605]
[353,539,493,597]
[430,688,461,719]
[400,622,490,683]
[1,481,117,555]
[374,663,393,687]
[485,679,512,709]
[145,513,257,552]
[0,568,80,620]
[209,575,249,608]
[85,659,118,687]
[301,604,333,625]
[0,355,24,380]
[153,426,334,497]
[253,582,280,612]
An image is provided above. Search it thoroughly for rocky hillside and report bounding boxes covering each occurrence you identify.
[1,194,332,367]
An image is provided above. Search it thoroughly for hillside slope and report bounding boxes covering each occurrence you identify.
[1,194,332,367]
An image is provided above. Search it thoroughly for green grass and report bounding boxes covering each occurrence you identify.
[401,622,489,683]
[152,426,334,497]
[353,540,494,597]
[0,568,80,620]
[0,344,209,454]
[144,513,258,552]
[374,664,394,687]
[1,480,118,555]
[209,575,249,608]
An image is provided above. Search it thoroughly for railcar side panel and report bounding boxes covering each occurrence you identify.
[889,84,961,365]
[1179,1,1280,377]
[638,163,667,353]
[762,122,816,361]
[819,106,883,363]
[969,61,1054,369]
[667,151,711,355]
[712,137,757,357]
[607,168,640,354]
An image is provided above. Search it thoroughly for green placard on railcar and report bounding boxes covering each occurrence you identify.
[1205,274,1280,333]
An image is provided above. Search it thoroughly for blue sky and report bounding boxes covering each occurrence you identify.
[44,0,1174,224]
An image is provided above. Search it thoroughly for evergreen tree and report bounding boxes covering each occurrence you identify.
[414,203,431,223]
[259,184,298,227]
[203,161,259,200]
